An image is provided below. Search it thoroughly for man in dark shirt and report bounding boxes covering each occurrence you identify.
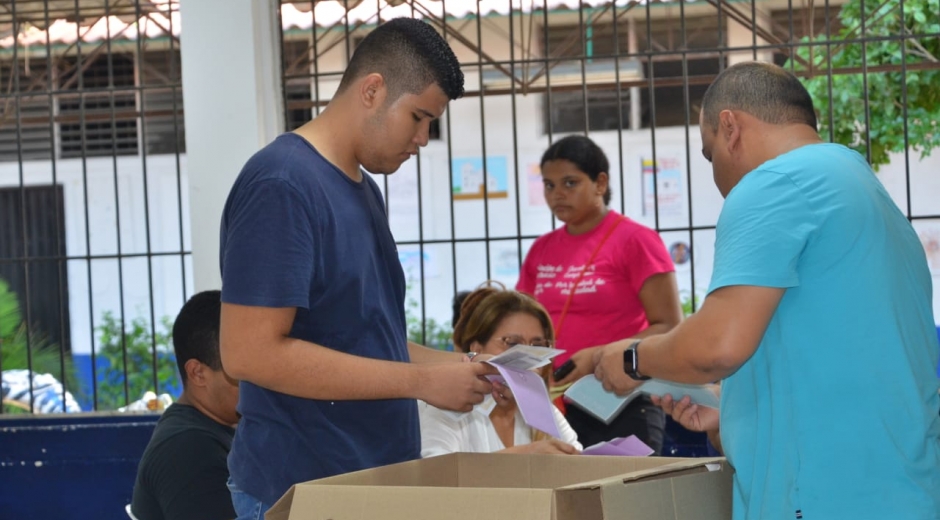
[219,18,498,519]
[131,290,239,520]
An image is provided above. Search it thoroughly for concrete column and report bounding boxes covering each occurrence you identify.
[727,7,774,65]
[180,0,284,291]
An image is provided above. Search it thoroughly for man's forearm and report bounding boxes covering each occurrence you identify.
[632,286,779,385]
[229,337,427,401]
[634,315,738,384]
[632,321,675,339]
[407,341,466,364]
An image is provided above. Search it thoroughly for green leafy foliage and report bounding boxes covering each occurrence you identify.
[0,278,22,339]
[405,286,454,350]
[789,0,940,168]
[0,278,82,412]
[681,291,701,318]
[94,311,179,410]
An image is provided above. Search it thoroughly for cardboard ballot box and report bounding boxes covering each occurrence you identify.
[266,453,733,520]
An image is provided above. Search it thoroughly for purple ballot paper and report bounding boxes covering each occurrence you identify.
[581,435,654,457]
[489,364,561,439]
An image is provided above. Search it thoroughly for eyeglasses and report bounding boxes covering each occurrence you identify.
[498,335,553,349]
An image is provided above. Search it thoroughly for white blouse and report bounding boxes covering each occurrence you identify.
[418,399,583,458]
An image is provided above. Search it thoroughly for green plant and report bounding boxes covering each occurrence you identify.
[790,0,940,169]
[0,277,83,412]
[0,278,21,339]
[94,311,179,410]
[404,287,454,350]
[681,291,702,318]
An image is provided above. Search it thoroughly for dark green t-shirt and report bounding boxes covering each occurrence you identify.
[131,403,236,520]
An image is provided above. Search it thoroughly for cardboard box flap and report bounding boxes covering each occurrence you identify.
[557,457,726,491]
[264,486,294,520]
[594,459,732,520]
[455,453,670,489]
[306,453,459,487]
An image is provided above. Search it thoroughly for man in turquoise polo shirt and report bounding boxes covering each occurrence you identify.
[593,61,940,520]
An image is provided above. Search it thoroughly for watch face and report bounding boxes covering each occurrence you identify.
[623,347,637,374]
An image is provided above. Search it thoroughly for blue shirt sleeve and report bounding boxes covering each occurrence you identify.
[708,169,818,294]
[221,178,316,309]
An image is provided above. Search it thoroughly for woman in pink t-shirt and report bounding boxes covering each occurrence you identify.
[516,135,683,451]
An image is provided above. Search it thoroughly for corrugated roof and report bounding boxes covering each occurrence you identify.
[0,0,158,28]
[0,0,678,49]
[0,0,177,48]
[282,0,629,30]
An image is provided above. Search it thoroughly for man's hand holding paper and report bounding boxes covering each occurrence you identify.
[419,362,498,413]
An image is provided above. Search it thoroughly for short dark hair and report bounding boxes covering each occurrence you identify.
[540,135,611,205]
[701,61,817,131]
[337,18,464,101]
[172,290,222,387]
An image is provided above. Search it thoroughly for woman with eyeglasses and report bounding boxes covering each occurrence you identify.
[516,135,683,452]
[418,283,582,457]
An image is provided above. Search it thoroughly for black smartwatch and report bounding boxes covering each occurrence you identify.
[623,340,651,381]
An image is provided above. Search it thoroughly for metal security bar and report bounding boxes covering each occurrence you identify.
[278,0,940,347]
[0,0,188,414]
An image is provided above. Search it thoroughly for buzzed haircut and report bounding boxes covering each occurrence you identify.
[337,17,464,101]
[172,290,222,386]
[701,61,817,131]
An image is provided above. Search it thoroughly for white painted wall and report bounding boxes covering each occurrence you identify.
[180,0,284,293]
[0,156,193,356]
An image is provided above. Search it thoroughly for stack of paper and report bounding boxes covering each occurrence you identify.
[485,344,564,371]
[564,377,719,424]
[562,377,640,424]
[639,380,720,408]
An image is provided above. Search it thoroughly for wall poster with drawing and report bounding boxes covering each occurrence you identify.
[641,156,685,217]
[451,156,509,200]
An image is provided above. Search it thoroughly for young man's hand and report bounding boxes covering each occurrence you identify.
[417,362,496,412]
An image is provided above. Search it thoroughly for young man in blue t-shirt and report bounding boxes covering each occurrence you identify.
[218,19,498,519]
[593,61,940,520]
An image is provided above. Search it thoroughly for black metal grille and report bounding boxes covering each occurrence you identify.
[0,0,188,414]
[278,0,940,348]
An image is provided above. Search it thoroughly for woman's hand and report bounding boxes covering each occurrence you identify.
[492,381,514,409]
[652,389,723,455]
[553,347,601,386]
[651,386,720,433]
